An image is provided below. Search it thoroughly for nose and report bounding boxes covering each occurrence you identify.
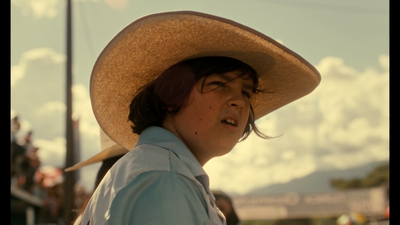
[227,90,246,109]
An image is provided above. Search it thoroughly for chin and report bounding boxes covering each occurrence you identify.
[215,145,236,157]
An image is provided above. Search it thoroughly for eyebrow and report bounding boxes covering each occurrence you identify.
[216,73,254,92]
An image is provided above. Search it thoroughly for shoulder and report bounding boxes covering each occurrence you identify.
[82,145,207,225]
[119,144,172,170]
[111,170,205,205]
[108,171,209,224]
[107,144,172,184]
[110,144,195,185]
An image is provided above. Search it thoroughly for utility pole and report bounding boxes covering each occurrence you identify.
[64,0,75,223]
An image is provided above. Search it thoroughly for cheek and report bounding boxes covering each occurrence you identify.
[240,106,251,126]
[193,103,218,126]
[190,93,220,116]
[177,96,216,130]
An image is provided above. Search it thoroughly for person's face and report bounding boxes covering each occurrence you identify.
[163,70,254,165]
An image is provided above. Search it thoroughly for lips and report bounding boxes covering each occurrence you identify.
[222,118,237,127]
[221,115,239,129]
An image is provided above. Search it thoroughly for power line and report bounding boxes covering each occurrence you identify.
[76,1,96,61]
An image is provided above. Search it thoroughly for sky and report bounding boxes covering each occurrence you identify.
[11,0,389,195]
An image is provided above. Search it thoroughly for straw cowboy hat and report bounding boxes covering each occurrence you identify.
[65,129,128,171]
[90,10,321,151]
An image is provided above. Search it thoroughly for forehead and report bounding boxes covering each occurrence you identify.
[211,70,255,89]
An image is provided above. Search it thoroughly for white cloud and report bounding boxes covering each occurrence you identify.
[11,64,25,88]
[34,137,66,168]
[313,55,389,164]
[11,0,60,19]
[205,54,389,195]
[11,48,65,88]
[37,101,66,114]
[11,48,65,81]
[379,54,389,71]
[104,0,128,10]
[11,48,66,139]
[11,0,105,19]
[281,150,296,161]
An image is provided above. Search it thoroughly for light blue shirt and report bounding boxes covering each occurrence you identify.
[80,126,226,225]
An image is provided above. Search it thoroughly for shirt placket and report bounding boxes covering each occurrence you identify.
[195,175,226,225]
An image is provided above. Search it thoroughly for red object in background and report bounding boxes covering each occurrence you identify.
[35,166,63,187]
[384,205,389,219]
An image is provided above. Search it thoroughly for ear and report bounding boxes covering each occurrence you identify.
[166,106,175,112]
[166,106,179,114]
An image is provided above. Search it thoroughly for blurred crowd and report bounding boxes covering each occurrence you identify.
[11,115,89,224]
[11,117,39,192]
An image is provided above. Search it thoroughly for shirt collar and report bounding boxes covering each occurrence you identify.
[135,126,207,178]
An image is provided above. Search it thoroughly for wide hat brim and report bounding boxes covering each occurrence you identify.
[91,11,321,151]
[64,144,128,171]
[65,129,128,171]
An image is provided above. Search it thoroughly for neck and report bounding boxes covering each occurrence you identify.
[161,118,210,166]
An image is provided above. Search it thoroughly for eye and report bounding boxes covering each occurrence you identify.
[242,90,252,99]
[210,81,224,87]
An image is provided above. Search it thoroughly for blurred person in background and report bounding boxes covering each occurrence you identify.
[11,128,40,193]
[11,116,22,178]
[11,116,20,143]
[213,190,240,225]
[25,146,41,192]
[24,131,35,155]
[11,116,25,180]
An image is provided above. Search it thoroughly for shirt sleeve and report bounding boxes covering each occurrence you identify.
[108,171,210,225]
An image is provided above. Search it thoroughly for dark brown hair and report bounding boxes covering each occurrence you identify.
[128,57,269,141]
[212,190,240,225]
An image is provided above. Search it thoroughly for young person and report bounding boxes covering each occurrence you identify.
[77,11,321,225]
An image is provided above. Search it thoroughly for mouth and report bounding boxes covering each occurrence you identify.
[221,118,238,127]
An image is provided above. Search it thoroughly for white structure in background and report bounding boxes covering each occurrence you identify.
[233,186,388,220]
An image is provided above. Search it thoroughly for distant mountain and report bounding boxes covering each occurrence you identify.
[246,160,388,196]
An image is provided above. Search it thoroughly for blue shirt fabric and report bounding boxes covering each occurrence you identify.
[80,126,226,225]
